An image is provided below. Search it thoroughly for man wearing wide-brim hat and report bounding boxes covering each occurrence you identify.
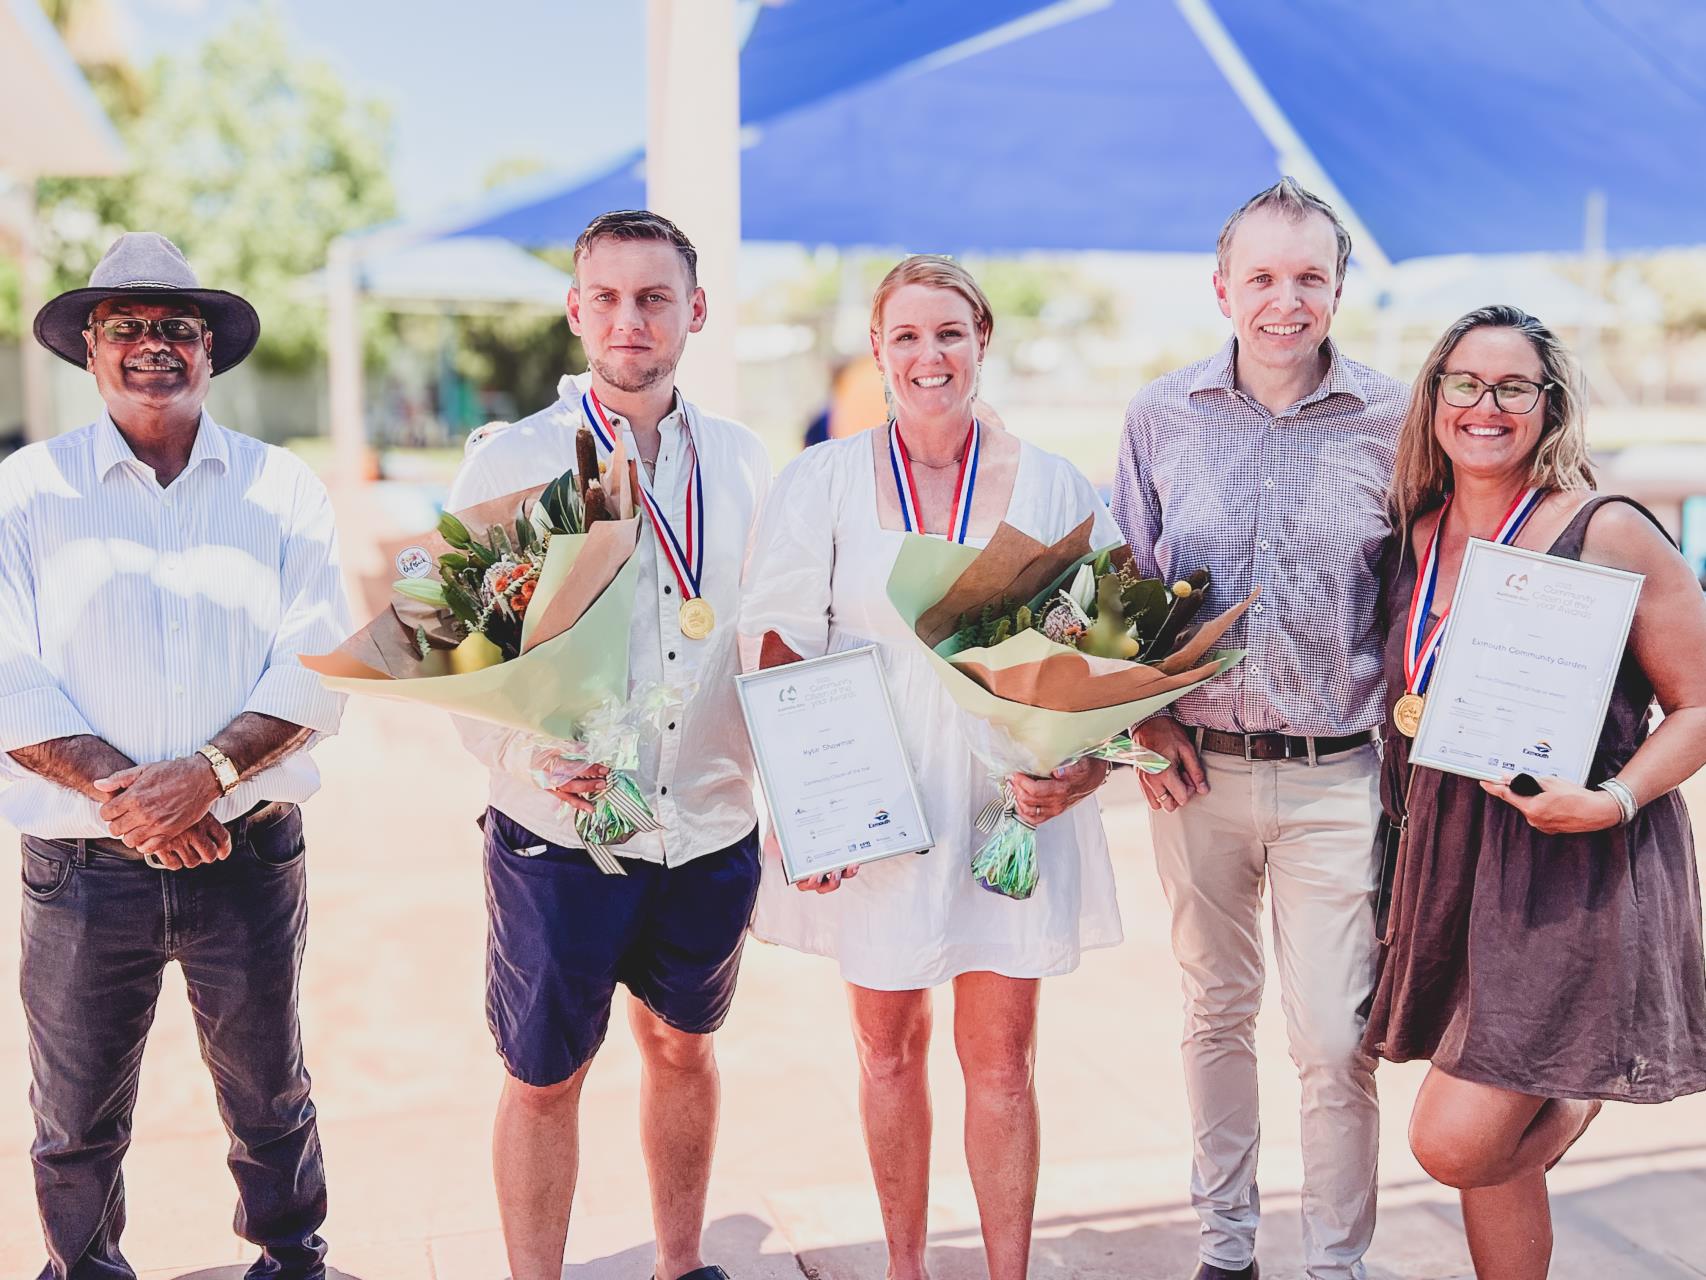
[1,232,352,1280]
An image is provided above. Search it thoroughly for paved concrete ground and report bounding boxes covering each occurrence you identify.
[6,696,1706,1280]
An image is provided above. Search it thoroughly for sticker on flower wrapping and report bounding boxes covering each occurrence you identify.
[395,546,434,579]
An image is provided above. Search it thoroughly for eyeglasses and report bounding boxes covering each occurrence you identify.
[88,316,210,344]
[1437,371,1553,414]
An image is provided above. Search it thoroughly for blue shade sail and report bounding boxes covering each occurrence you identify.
[439,0,1706,260]
[1216,0,1706,257]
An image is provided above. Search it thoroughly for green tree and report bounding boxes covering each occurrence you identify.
[35,0,148,118]
[29,6,396,370]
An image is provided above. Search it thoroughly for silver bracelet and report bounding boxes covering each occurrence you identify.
[1598,777,1638,826]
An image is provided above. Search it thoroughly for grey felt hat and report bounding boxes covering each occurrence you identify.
[32,232,261,375]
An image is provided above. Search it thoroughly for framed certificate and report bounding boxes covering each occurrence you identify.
[1410,539,1643,785]
[736,646,934,882]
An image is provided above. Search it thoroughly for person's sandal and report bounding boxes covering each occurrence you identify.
[653,1268,732,1280]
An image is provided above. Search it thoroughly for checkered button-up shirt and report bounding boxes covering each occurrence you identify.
[1112,338,1407,737]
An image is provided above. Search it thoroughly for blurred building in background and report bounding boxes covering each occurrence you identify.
[0,0,125,450]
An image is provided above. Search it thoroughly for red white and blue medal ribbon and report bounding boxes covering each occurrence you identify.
[582,388,709,632]
[580,388,621,456]
[1404,485,1545,697]
[889,419,980,542]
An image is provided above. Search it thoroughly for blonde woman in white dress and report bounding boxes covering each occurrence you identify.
[740,256,1123,1280]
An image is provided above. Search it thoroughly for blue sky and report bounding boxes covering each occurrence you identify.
[129,0,646,220]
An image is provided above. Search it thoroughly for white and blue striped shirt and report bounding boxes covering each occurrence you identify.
[0,411,351,837]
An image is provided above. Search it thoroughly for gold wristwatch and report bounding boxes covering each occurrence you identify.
[196,743,240,796]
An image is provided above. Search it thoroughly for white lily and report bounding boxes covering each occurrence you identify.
[1068,563,1097,612]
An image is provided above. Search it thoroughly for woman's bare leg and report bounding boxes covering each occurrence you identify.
[848,984,934,1280]
[953,971,1042,1280]
[1460,1170,1552,1280]
[1409,1066,1602,1280]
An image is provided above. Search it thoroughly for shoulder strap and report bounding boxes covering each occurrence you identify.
[1558,494,1678,553]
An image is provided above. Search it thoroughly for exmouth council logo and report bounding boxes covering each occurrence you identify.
[1522,740,1553,759]
[868,809,891,828]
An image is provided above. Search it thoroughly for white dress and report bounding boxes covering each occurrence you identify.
[739,431,1124,990]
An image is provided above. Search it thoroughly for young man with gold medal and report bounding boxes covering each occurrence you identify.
[446,211,773,1280]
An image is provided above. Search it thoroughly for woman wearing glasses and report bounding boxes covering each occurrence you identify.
[1366,304,1706,1277]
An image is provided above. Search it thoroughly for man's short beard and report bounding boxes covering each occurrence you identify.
[589,353,676,394]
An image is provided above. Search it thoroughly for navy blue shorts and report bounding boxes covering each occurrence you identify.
[482,809,762,1086]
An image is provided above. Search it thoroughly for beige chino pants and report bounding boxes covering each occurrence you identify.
[1149,742,1382,1280]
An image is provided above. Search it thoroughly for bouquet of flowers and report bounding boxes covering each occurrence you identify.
[887,516,1255,899]
[389,464,590,671]
[303,426,663,871]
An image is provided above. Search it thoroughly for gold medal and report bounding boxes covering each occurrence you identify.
[679,597,715,640]
[1393,692,1425,738]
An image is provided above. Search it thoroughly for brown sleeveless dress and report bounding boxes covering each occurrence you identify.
[1362,496,1706,1101]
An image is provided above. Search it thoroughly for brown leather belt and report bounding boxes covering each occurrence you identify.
[1194,728,1375,762]
[78,800,295,861]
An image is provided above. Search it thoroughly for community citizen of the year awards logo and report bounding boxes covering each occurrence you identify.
[1499,570,1530,599]
[782,673,857,711]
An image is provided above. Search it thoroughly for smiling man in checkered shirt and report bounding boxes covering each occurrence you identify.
[1111,179,1408,1280]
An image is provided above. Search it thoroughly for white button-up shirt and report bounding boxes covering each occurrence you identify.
[0,411,352,837]
[447,374,771,867]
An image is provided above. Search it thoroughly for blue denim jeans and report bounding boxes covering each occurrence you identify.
[18,804,327,1280]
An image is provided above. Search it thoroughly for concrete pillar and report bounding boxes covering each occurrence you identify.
[325,236,367,487]
[15,182,56,441]
[646,0,741,418]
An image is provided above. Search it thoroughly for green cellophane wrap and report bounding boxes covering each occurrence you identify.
[969,735,1170,899]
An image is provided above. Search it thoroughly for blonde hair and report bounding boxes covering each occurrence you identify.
[1390,304,1596,531]
[869,255,995,349]
[573,209,697,287]
[1217,177,1352,285]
